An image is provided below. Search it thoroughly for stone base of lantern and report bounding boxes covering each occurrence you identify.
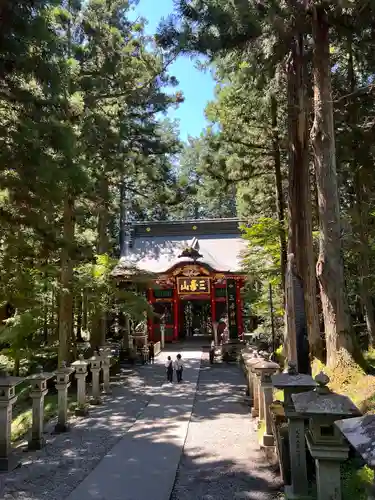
[261,432,274,447]
[0,454,21,472]
[284,485,312,500]
[28,436,46,451]
[90,396,102,406]
[54,422,69,433]
[75,405,89,417]
[251,407,259,418]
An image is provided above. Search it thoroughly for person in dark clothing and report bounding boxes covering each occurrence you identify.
[166,356,173,382]
[149,342,155,364]
[174,353,183,383]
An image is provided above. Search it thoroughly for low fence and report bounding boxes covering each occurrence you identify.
[0,346,119,471]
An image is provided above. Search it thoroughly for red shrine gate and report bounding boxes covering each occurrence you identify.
[146,263,245,343]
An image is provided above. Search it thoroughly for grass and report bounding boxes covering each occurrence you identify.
[341,460,374,500]
[11,392,77,442]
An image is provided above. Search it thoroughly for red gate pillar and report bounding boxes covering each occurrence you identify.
[210,279,216,324]
[173,285,179,341]
[147,288,154,342]
[236,280,243,338]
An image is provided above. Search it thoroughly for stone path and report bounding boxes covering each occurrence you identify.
[65,349,202,500]
[0,348,281,500]
[171,351,281,499]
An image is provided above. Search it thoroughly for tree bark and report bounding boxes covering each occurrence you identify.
[97,174,109,255]
[347,37,375,348]
[82,287,88,332]
[311,6,354,368]
[76,292,83,342]
[270,95,287,295]
[58,196,75,366]
[285,35,322,364]
[91,173,110,348]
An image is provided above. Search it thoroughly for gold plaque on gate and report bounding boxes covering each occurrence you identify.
[177,277,210,294]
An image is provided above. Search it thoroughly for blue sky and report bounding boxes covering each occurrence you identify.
[130,0,216,141]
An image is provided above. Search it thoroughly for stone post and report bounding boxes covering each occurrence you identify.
[71,355,89,416]
[242,348,254,397]
[335,415,375,500]
[160,323,165,349]
[250,356,264,417]
[99,347,112,394]
[212,321,218,346]
[28,366,53,450]
[253,359,279,447]
[0,369,24,471]
[89,355,102,405]
[272,362,317,499]
[55,362,74,433]
[292,372,361,500]
[253,353,271,423]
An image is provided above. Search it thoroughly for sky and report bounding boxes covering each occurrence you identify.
[130,0,216,142]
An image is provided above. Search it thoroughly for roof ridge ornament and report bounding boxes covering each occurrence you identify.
[178,240,203,261]
[191,237,199,250]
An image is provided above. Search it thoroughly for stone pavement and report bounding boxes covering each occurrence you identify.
[65,348,202,500]
[1,347,281,500]
[171,351,282,499]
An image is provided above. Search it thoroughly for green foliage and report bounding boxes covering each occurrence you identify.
[0,0,185,367]
[241,219,283,339]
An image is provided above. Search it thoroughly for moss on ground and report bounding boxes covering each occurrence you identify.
[11,393,77,442]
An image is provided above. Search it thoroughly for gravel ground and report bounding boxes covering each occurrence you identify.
[170,352,282,500]
[0,363,165,500]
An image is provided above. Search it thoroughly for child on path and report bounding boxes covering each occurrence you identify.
[174,354,184,383]
[165,356,173,383]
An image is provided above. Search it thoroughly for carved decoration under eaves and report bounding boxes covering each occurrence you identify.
[172,265,210,277]
[155,278,174,287]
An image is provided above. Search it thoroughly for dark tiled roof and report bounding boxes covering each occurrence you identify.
[113,218,247,276]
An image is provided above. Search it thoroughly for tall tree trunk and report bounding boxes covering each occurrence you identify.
[76,292,83,342]
[285,35,322,365]
[347,37,375,348]
[119,180,126,256]
[50,285,56,344]
[58,196,75,366]
[91,174,109,348]
[270,95,287,295]
[311,6,354,368]
[82,288,88,332]
[97,174,109,255]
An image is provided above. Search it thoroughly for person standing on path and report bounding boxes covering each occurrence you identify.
[209,339,215,364]
[148,342,155,364]
[166,356,173,382]
[174,354,184,383]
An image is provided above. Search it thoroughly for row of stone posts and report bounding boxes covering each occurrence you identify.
[0,347,112,472]
[242,346,362,500]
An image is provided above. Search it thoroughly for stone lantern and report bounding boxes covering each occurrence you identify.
[253,357,279,447]
[272,362,316,499]
[71,355,89,416]
[89,355,102,405]
[55,361,74,433]
[27,365,54,450]
[0,367,24,471]
[292,372,361,500]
